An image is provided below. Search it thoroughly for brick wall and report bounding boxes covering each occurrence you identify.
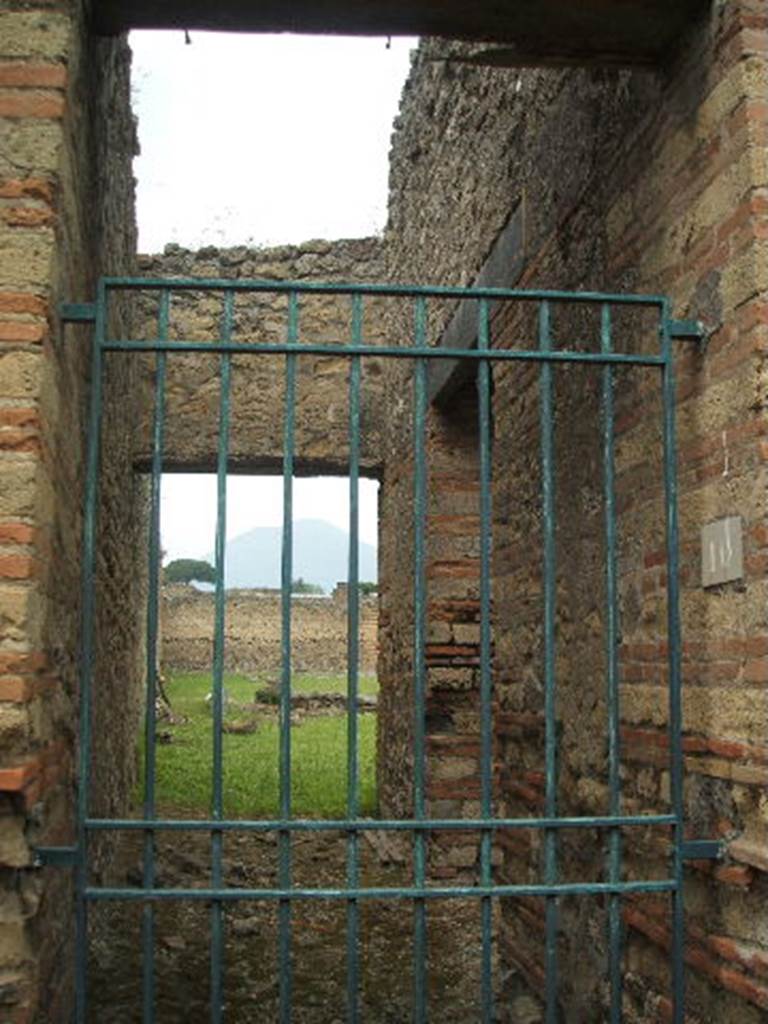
[0,4,142,1021]
[382,4,768,1020]
[2,1,766,1019]
[161,583,378,676]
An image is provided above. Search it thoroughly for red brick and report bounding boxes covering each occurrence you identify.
[0,90,65,118]
[0,206,55,229]
[745,552,768,577]
[626,902,768,1008]
[0,62,66,89]
[0,676,33,701]
[708,737,768,763]
[0,293,47,316]
[657,996,673,1022]
[0,523,35,545]
[713,864,753,887]
[0,652,46,674]
[0,431,40,454]
[707,935,768,978]
[425,644,478,657]
[740,635,768,657]
[428,514,480,534]
[504,780,543,807]
[0,410,38,430]
[0,758,40,792]
[0,178,53,203]
[0,320,45,344]
[0,554,37,579]
[744,659,768,684]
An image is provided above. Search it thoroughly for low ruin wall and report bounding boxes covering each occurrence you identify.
[161,584,378,677]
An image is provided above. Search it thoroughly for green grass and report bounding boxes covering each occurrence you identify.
[290,672,378,697]
[144,672,377,818]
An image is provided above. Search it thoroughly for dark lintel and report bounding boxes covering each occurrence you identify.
[428,202,525,407]
[96,1,708,69]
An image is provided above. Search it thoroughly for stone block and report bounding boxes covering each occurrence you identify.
[0,816,30,869]
[0,352,42,398]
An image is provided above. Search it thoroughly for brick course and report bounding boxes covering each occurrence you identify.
[380,7,768,1020]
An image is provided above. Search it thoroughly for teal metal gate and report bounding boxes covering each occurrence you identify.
[46,278,713,1023]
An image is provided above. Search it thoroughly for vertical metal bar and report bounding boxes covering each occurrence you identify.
[476,299,494,1021]
[539,300,559,1023]
[279,293,299,1024]
[346,295,363,1024]
[210,292,234,1024]
[74,279,106,1024]
[660,303,685,1024]
[601,305,622,1024]
[142,289,170,1024]
[412,296,428,1024]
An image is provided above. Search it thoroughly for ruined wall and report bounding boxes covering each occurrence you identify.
[381,4,768,1020]
[0,4,143,1021]
[135,238,387,474]
[378,378,488,881]
[162,584,378,676]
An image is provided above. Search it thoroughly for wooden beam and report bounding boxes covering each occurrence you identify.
[94,0,708,69]
[429,200,525,407]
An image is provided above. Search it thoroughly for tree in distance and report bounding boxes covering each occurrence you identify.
[164,558,217,585]
[291,577,324,594]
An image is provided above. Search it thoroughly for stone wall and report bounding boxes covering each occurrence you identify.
[134,238,387,475]
[0,4,143,1021]
[162,584,378,677]
[2,1,767,1020]
[379,6,768,1021]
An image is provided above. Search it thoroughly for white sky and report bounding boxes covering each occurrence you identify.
[131,31,416,252]
[159,475,379,563]
[130,31,415,563]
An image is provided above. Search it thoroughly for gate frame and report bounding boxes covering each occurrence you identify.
[40,279,715,1023]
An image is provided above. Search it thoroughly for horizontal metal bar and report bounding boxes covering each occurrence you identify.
[102,276,666,305]
[85,813,676,833]
[666,319,706,342]
[99,339,665,366]
[681,840,723,861]
[33,846,79,867]
[86,879,676,902]
[60,303,96,323]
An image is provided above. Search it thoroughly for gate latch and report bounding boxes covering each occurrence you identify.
[33,846,78,868]
[681,839,723,861]
[667,319,707,344]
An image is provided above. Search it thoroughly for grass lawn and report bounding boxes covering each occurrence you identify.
[144,672,378,818]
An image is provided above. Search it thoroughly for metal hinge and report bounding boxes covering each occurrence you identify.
[681,839,723,861]
[666,319,706,344]
[60,303,96,323]
[33,845,79,868]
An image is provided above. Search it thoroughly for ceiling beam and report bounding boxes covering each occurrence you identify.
[94,0,708,68]
[429,201,526,407]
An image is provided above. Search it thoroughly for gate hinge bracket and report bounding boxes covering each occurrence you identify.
[681,839,724,861]
[667,319,706,344]
[33,845,79,868]
[60,303,96,323]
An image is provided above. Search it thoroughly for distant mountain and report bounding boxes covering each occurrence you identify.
[208,518,377,593]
